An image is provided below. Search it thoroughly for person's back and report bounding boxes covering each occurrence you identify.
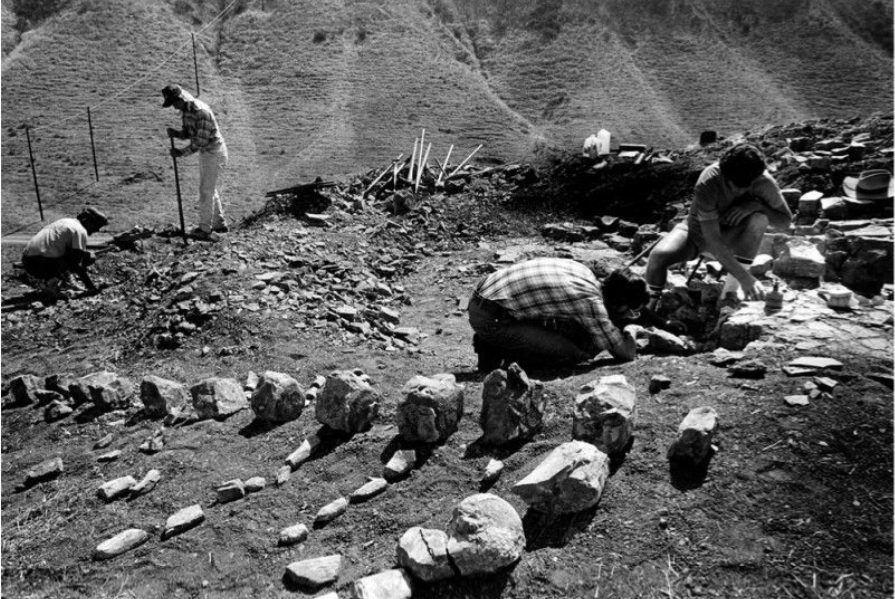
[24,218,87,259]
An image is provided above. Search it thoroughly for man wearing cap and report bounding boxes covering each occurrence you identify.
[21,208,108,298]
[161,84,229,240]
[645,143,793,308]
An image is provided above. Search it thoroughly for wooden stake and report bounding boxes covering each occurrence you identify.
[192,32,200,97]
[363,154,403,197]
[408,138,418,185]
[417,129,425,182]
[415,142,431,193]
[447,144,482,179]
[435,144,453,187]
[25,126,43,220]
[87,107,99,181]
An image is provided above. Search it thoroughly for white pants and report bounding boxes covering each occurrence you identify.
[198,143,228,232]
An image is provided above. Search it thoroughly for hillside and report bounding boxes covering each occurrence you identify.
[1,0,893,235]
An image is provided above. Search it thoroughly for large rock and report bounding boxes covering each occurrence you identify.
[9,374,44,406]
[773,239,826,279]
[21,457,64,488]
[98,476,137,502]
[351,568,414,599]
[88,374,136,411]
[572,375,637,455]
[396,527,454,582]
[68,371,119,405]
[140,375,190,418]
[479,364,545,445]
[190,378,247,420]
[250,371,305,423]
[667,407,718,465]
[397,373,464,443]
[284,555,342,591]
[315,370,380,433]
[446,493,525,576]
[512,441,610,514]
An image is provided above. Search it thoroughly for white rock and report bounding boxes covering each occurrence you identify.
[162,504,205,540]
[482,459,504,484]
[244,476,266,493]
[284,554,342,591]
[349,477,388,503]
[351,568,414,599]
[512,441,610,513]
[383,449,416,482]
[285,435,319,469]
[130,469,161,497]
[278,523,309,546]
[98,476,137,502]
[94,528,149,560]
[190,378,248,420]
[396,527,454,582]
[315,497,349,526]
[446,493,525,576]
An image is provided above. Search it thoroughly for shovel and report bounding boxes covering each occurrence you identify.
[169,136,188,245]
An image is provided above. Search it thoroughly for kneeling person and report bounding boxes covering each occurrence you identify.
[21,208,108,296]
[468,258,648,371]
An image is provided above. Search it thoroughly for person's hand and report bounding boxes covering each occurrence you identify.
[722,200,763,227]
[741,275,767,301]
[166,127,180,138]
[170,147,183,158]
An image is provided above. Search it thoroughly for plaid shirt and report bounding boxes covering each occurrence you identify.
[178,97,224,157]
[475,258,626,354]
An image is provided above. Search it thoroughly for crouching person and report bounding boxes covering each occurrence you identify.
[21,208,108,298]
[468,258,648,372]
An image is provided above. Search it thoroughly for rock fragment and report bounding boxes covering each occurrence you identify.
[396,527,454,582]
[512,441,609,513]
[316,370,380,433]
[349,477,388,503]
[279,523,309,546]
[351,568,414,599]
[482,459,504,485]
[98,476,137,502]
[446,493,525,576]
[572,375,637,455]
[397,373,464,443]
[383,449,416,482]
[162,504,205,540]
[244,477,266,493]
[285,435,319,469]
[22,457,64,488]
[190,377,248,420]
[94,529,149,560]
[284,555,342,591]
[479,364,545,445]
[667,407,718,465]
[140,375,190,418]
[216,479,246,504]
[315,497,349,526]
[250,371,305,423]
[130,469,161,497]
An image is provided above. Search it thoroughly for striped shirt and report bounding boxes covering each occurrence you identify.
[177,92,224,157]
[475,258,626,353]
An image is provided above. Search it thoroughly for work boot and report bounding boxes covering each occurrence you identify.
[473,334,504,373]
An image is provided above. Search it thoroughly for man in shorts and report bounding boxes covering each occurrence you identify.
[645,143,793,308]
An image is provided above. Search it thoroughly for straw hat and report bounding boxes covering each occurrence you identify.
[842,170,894,204]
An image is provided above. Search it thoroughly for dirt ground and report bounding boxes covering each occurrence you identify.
[1,166,893,599]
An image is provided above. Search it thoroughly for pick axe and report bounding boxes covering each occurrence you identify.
[168,135,188,245]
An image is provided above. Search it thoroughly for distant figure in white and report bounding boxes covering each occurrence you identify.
[583,129,611,159]
[162,84,229,241]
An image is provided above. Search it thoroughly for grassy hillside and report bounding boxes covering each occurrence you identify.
[1,0,892,234]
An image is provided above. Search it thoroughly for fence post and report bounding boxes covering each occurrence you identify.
[87,107,99,181]
[192,32,200,97]
[25,126,44,221]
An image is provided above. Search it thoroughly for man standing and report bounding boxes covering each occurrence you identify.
[468,258,648,371]
[162,84,229,240]
[645,143,793,308]
[21,208,108,298]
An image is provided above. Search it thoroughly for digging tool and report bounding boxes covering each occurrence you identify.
[363,154,403,198]
[169,136,188,245]
[685,256,704,286]
[618,234,664,273]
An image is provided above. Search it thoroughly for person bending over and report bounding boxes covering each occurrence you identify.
[645,143,793,309]
[21,208,108,297]
[468,258,648,371]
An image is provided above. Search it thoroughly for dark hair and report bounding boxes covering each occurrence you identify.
[719,143,766,187]
[602,269,649,313]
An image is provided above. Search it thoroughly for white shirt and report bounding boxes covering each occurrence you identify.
[23,218,88,259]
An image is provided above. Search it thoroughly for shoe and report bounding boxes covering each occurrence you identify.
[190,229,220,242]
[212,224,229,233]
[473,334,504,372]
